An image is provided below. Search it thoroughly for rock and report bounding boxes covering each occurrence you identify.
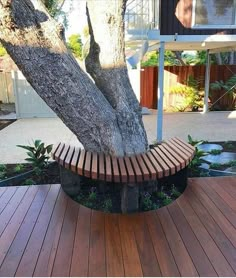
[198,144,223,152]
[202,152,236,165]
[225,166,236,173]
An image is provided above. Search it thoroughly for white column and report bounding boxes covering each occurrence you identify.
[203,49,211,113]
[157,41,165,142]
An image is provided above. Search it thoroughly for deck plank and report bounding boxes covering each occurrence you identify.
[88,210,106,277]
[0,186,28,236]
[51,198,79,277]
[105,214,124,277]
[185,186,236,274]
[189,179,236,248]
[0,186,39,268]
[70,205,91,277]
[0,176,236,277]
[0,185,50,277]
[130,213,161,276]
[144,211,180,277]
[168,202,217,276]
[157,207,199,277]
[33,189,68,277]
[177,193,236,277]
[15,184,61,277]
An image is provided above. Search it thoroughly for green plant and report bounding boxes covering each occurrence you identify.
[162,197,172,206]
[155,191,166,199]
[209,149,222,155]
[171,186,181,198]
[13,164,25,173]
[88,187,97,201]
[210,163,221,170]
[141,192,158,211]
[17,140,53,169]
[24,178,35,185]
[223,141,234,150]
[103,198,112,212]
[0,164,6,172]
[228,160,236,167]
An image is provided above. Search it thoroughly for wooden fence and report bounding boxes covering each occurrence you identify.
[0,71,14,104]
[140,65,236,109]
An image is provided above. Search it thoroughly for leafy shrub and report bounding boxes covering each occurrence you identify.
[13,164,25,173]
[210,163,221,170]
[17,140,53,169]
[209,149,222,155]
[24,178,35,185]
[103,199,112,212]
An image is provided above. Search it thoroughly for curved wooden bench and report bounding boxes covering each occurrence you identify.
[52,137,195,183]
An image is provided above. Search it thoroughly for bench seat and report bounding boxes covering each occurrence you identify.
[52,137,195,183]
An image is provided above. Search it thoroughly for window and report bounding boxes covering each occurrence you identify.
[192,0,236,28]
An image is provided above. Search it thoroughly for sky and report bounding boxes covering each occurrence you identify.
[62,0,87,38]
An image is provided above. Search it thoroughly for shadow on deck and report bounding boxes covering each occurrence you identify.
[0,177,235,277]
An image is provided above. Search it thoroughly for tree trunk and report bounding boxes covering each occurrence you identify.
[0,0,148,156]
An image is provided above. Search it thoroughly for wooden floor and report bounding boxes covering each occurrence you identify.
[0,177,235,277]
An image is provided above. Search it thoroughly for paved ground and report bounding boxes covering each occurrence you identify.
[0,111,236,163]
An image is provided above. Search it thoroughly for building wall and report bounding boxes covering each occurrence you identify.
[160,0,236,36]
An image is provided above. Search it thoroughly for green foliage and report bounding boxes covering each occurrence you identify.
[210,74,236,96]
[223,141,234,150]
[88,187,97,201]
[0,164,6,172]
[103,199,112,213]
[67,34,83,59]
[228,160,236,167]
[141,192,158,211]
[188,135,207,169]
[42,0,69,27]
[0,164,7,179]
[155,191,166,200]
[170,75,204,111]
[24,178,35,185]
[0,44,7,57]
[209,149,222,155]
[210,163,221,170]
[17,140,53,169]
[171,186,181,198]
[13,164,25,173]
[162,197,172,206]
[141,50,181,67]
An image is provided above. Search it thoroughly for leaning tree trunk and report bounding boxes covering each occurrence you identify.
[0,0,148,156]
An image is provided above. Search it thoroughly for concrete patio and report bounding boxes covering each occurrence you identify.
[0,110,236,164]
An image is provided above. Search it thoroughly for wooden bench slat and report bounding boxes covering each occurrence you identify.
[111,157,120,183]
[153,147,176,175]
[105,156,112,182]
[59,145,70,166]
[91,153,98,180]
[135,154,150,181]
[161,143,185,169]
[145,151,164,178]
[84,151,92,178]
[54,143,65,163]
[53,137,194,184]
[150,149,170,177]
[170,138,193,157]
[174,137,195,153]
[141,153,157,180]
[77,149,86,175]
[167,140,191,164]
[124,157,135,183]
[52,143,60,160]
[99,153,105,181]
[130,156,143,183]
[65,146,75,169]
[71,148,81,173]
[118,157,128,183]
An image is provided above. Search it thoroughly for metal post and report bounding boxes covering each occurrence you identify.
[157,41,165,142]
[203,49,211,113]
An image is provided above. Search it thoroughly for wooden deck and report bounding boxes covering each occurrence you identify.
[0,177,235,277]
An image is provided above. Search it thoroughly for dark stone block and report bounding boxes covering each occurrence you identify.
[121,183,139,213]
[60,166,81,197]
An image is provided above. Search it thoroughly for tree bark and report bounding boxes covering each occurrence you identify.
[0,0,148,156]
